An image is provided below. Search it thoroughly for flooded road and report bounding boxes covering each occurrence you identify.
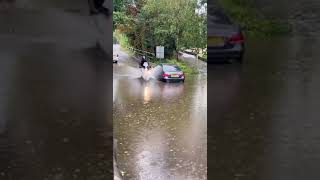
[0,44,113,180]
[113,45,207,179]
[209,0,320,179]
[210,38,320,180]
[0,2,113,179]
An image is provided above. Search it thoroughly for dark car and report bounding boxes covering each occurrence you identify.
[208,8,245,63]
[153,64,185,82]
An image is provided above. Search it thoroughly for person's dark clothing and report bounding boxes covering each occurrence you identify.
[140,57,147,67]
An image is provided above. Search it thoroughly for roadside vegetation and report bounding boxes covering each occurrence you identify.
[166,59,199,75]
[152,59,199,75]
[113,0,207,68]
[217,0,291,36]
[199,52,207,62]
[113,30,135,56]
[113,30,130,48]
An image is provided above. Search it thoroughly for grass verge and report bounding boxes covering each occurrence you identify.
[153,59,199,75]
[217,0,291,36]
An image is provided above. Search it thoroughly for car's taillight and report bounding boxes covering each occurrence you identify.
[162,73,170,77]
[228,32,244,44]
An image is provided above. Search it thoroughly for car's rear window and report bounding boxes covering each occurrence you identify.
[163,65,181,72]
[209,9,232,24]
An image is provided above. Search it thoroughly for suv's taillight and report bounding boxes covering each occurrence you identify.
[228,32,244,44]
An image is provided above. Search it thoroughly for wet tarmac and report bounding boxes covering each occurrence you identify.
[113,45,207,180]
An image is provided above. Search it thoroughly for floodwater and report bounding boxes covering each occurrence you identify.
[0,43,113,180]
[208,0,320,177]
[0,3,113,180]
[113,46,207,180]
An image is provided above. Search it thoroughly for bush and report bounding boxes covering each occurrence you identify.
[217,0,291,36]
[113,30,131,48]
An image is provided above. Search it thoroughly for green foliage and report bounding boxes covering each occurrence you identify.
[199,52,207,62]
[113,0,133,11]
[217,0,291,36]
[113,0,207,57]
[113,11,129,30]
[113,30,132,53]
[113,0,135,31]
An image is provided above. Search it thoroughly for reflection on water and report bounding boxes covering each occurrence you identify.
[161,83,184,100]
[135,128,168,180]
[113,74,207,179]
[143,86,151,104]
[209,35,320,180]
[113,78,186,104]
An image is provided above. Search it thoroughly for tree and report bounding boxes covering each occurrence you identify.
[181,0,207,55]
[114,0,207,58]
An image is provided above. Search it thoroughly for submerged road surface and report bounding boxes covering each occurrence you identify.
[209,1,320,179]
[0,2,113,179]
[113,44,207,180]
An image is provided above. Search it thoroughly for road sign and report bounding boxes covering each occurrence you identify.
[156,46,164,59]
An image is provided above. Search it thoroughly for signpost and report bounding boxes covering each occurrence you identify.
[156,46,164,59]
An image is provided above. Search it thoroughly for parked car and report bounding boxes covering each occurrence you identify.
[208,8,245,63]
[153,64,185,82]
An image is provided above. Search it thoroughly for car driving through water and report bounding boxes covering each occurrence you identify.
[153,64,185,83]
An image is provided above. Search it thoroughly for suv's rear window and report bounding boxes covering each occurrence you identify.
[163,65,181,72]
